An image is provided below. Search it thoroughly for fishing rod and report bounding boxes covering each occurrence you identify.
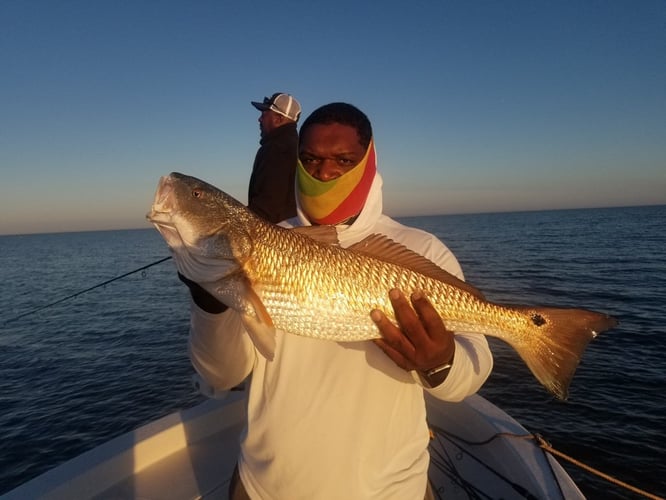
[3,256,173,325]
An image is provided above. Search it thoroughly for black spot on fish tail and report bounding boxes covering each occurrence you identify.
[531,313,547,326]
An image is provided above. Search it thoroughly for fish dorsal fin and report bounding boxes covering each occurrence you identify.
[348,234,485,300]
[291,225,339,246]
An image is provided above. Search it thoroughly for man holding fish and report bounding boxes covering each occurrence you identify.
[179,102,494,499]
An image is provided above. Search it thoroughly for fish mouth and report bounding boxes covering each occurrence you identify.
[146,174,183,247]
[147,211,181,248]
[146,175,176,223]
[146,209,174,227]
[146,210,179,249]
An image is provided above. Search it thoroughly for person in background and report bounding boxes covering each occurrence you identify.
[183,103,493,499]
[248,92,301,223]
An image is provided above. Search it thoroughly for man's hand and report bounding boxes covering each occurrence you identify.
[178,273,228,314]
[371,289,455,386]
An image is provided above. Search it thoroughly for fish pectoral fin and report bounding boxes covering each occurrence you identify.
[291,225,340,246]
[240,287,276,361]
[348,234,485,301]
[242,314,277,361]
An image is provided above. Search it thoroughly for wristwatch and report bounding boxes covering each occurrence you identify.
[421,355,454,387]
[425,362,453,378]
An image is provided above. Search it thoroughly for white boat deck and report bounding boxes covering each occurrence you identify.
[5,392,246,500]
[4,390,583,500]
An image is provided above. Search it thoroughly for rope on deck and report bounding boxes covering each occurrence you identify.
[530,433,664,500]
[428,426,663,500]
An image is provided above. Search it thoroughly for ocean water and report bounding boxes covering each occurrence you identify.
[1,206,665,498]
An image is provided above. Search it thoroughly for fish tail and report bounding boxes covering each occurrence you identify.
[509,307,618,400]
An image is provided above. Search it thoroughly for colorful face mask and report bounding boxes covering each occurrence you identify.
[297,140,376,225]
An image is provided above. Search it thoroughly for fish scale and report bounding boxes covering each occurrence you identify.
[247,227,551,345]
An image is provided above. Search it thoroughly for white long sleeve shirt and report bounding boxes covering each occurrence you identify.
[188,174,493,499]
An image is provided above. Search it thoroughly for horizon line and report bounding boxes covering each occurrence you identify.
[1,203,663,237]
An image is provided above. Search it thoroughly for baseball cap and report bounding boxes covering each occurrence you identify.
[251,93,301,121]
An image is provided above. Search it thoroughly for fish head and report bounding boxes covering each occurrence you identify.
[147,172,255,281]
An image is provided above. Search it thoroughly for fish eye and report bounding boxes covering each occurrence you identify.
[192,189,203,199]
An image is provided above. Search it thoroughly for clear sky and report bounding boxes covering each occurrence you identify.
[1,1,665,235]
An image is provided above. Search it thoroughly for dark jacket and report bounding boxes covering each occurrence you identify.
[248,122,298,223]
